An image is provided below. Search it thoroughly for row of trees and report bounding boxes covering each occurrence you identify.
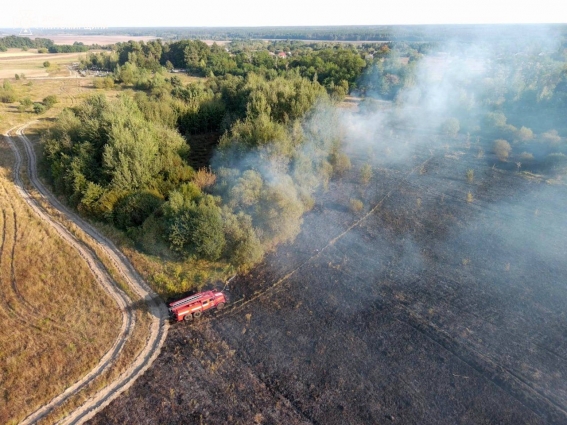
[0,35,54,51]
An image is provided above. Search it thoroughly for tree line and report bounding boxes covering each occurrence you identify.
[41,67,352,270]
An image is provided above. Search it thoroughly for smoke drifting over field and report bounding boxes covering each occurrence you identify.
[91,26,567,425]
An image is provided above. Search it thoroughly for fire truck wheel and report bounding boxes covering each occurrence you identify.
[183,313,193,321]
[217,303,225,310]
[193,311,202,319]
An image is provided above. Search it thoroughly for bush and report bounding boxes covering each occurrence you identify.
[331,152,352,176]
[349,198,363,213]
[43,61,51,68]
[516,126,534,142]
[43,95,58,108]
[0,92,16,103]
[360,163,372,184]
[493,139,511,161]
[33,103,46,114]
[38,48,48,54]
[466,169,474,183]
[113,190,164,230]
[93,77,115,89]
[20,97,32,108]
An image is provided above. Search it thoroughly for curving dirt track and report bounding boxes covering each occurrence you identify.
[3,122,169,424]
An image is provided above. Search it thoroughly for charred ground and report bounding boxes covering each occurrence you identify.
[90,135,567,425]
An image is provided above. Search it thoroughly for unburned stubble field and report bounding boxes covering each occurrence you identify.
[0,138,121,424]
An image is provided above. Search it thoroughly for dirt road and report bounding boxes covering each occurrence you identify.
[4,122,169,424]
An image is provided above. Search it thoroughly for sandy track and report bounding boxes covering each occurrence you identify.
[4,122,169,424]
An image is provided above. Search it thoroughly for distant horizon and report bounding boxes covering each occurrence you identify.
[1,23,567,30]
[2,0,565,29]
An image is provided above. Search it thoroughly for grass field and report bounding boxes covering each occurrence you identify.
[0,138,122,424]
[0,49,89,79]
[0,51,160,423]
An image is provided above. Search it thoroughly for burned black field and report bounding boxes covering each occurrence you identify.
[91,137,567,425]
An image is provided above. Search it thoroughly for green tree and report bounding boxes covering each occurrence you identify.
[168,197,226,260]
[113,190,164,230]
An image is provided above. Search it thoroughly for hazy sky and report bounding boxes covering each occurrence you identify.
[1,0,564,28]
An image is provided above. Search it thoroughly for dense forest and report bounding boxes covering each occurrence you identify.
[42,33,567,277]
[0,35,54,51]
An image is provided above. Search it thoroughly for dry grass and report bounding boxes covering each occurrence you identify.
[0,140,121,425]
[0,49,88,79]
[5,127,155,424]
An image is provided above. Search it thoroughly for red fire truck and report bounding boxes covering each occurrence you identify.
[168,290,227,322]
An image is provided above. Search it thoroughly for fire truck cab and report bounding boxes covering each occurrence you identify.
[168,290,226,322]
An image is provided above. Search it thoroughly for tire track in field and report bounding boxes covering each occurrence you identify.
[0,182,95,341]
[3,125,136,424]
[7,123,169,424]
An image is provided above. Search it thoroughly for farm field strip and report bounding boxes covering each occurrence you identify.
[4,122,170,424]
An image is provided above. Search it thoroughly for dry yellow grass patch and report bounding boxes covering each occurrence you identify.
[0,140,121,425]
[12,126,157,423]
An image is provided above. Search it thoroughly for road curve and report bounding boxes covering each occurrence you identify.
[4,122,169,424]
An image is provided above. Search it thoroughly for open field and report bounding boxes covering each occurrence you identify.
[0,49,89,79]
[1,48,169,422]
[40,35,158,45]
[0,137,121,424]
[91,132,567,424]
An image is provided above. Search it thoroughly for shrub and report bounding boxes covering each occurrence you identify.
[43,61,51,68]
[113,190,164,230]
[38,48,48,54]
[331,152,352,176]
[520,152,534,161]
[0,92,16,103]
[350,198,363,213]
[466,169,474,183]
[93,77,115,89]
[43,95,59,108]
[360,163,373,184]
[493,139,511,161]
[20,97,32,108]
[33,103,46,114]
[516,126,534,141]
